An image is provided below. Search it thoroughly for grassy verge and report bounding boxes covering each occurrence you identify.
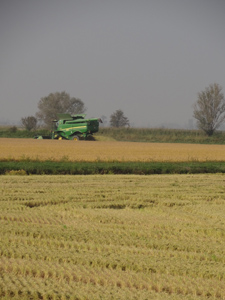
[0,128,49,138]
[1,126,225,144]
[1,160,225,175]
[96,127,225,144]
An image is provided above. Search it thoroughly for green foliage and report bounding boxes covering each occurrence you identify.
[1,125,225,143]
[0,128,50,138]
[96,127,225,144]
[1,160,225,175]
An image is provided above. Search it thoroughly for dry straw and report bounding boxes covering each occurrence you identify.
[1,138,225,162]
[0,174,225,299]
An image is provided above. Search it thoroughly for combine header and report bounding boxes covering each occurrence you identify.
[34,113,102,140]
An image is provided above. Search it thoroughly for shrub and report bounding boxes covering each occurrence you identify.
[9,126,18,133]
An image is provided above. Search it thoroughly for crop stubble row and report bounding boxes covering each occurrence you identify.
[0,174,225,299]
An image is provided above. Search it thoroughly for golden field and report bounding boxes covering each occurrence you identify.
[1,138,225,162]
[1,174,225,299]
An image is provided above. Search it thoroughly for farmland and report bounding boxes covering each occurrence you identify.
[1,138,225,175]
[1,174,225,299]
[1,138,225,162]
[0,138,225,299]
[1,126,225,144]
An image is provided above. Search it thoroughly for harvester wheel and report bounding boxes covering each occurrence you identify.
[72,135,79,141]
[58,137,63,140]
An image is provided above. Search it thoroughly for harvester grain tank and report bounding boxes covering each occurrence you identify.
[34,113,102,140]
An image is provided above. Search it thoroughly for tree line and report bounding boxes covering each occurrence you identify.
[21,91,130,131]
[21,83,225,136]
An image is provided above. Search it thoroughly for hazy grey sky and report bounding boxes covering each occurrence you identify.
[1,0,225,127]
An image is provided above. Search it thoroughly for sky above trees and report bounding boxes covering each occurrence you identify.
[1,0,225,128]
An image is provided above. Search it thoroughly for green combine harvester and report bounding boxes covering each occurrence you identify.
[34,113,102,140]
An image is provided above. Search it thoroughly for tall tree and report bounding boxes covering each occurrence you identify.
[21,116,37,131]
[36,91,86,128]
[193,83,225,136]
[110,109,130,127]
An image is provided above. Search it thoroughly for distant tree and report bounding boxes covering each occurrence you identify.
[110,109,130,127]
[36,91,86,128]
[21,116,37,131]
[9,126,17,133]
[193,83,225,136]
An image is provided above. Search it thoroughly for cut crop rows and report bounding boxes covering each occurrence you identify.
[0,174,225,299]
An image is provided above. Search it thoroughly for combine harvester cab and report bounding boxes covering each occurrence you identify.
[34,113,102,140]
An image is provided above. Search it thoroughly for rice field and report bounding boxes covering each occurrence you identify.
[1,174,225,299]
[1,138,225,162]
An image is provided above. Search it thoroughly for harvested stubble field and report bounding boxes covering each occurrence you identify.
[1,138,225,162]
[0,174,225,300]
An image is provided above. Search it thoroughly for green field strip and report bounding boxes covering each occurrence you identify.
[1,160,225,175]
